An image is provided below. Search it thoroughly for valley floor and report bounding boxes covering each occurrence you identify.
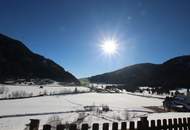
[0,91,161,130]
[0,86,189,130]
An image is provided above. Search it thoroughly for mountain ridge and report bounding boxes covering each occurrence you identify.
[0,33,79,84]
[88,55,190,89]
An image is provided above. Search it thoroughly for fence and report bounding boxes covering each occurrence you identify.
[28,117,190,130]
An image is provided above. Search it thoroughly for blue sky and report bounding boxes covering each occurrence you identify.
[0,0,190,78]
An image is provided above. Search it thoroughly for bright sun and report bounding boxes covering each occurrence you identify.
[100,39,118,55]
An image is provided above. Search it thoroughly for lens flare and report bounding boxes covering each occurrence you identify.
[100,39,118,55]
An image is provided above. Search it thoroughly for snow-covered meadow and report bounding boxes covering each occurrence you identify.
[0,83,90,99]
[0,84,190,130]
[0,93,163,116]
[0,90,164,130]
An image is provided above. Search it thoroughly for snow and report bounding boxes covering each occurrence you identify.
[2,112,190,130]
[126,92,166,99]
[170,88,189,95]
[0,93,163,116]
[0,83,90,98]
[148,112,190,120]
[0,85,190,130]
[0,92,164,130]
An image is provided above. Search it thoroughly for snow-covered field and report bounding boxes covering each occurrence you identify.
[0,83,90,99]
[127,92,166,99]
[0,93,163,116]
[0,92,164,130]
[0,84,190,130]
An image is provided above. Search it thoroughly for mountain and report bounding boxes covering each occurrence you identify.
[88,55,190,89]
[0,33,79,84]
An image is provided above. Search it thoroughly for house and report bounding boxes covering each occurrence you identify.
[83,105,98,111]
[163,95,190,112]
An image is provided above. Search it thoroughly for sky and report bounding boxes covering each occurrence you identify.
[0,0,190,78]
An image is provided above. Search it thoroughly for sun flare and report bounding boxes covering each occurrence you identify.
[100,39,118,55]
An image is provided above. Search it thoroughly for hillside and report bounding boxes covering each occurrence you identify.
[0,34,79,84]
[88,55,190,89]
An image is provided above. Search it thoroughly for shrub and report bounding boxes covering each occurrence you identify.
[10,90,33,98]
[0,86,9,94]
[47,115,62,130]
[112,114,122,121]
[124,109,130,120]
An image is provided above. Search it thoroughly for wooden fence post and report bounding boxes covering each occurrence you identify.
[103,123,109,130]
[173,118,178,130]
[163,119,167,130]
[56,124,65,130]
[129,121,135,130]
[188,117,190,129]
[168,119,172,130]
[92,123,99,130]
[81,124,89,130]
[183,118,187,130]
[137,121,142,130]
[178,118,182,130]
[69,124,77,130]
[29,119,40,130]
[112,122,118,130]
[150,120,156,130]
[157,119,161,130]
[121,122,127,130]
[140,116,149,130]
[43,124,51,130]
